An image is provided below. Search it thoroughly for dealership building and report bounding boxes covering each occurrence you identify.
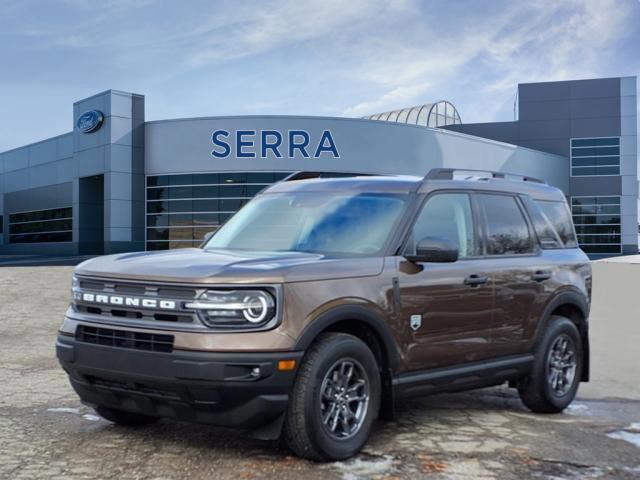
[0,76,636,258]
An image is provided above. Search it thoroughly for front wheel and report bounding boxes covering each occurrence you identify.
[518,316,583,413]
[284,333,381,461]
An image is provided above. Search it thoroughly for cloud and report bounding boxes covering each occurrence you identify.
[340,0,639,120]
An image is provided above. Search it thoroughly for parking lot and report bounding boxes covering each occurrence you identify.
[1,264,640,479]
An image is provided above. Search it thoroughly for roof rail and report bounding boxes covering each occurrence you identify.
[282,171,382,182]
[424,168,545,184]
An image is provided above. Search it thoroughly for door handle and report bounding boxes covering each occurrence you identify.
[532,270,552,282]
[464,274,488,286]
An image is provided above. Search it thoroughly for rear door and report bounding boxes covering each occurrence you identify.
[476,193,550,357]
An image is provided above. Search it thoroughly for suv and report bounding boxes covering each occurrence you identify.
[56,169,591,461]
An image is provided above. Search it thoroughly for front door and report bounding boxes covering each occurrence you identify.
[398,192,494,371]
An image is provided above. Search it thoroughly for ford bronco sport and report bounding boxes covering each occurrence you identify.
[56,169,591,461]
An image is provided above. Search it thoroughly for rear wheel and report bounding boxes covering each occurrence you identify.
[518,316,583,413]
[94,406,159,426]
[284,333,381,461]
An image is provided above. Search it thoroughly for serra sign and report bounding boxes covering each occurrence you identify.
[212,130,339,159]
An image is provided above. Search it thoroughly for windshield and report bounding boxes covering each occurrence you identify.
[204,192,407,255]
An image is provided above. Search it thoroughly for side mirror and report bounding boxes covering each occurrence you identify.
[201,231,215,246]
[406,236,459,263]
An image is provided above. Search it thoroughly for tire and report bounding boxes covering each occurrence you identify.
[518,316,583,413]
[94,405,159,427]
[284,333,381,461]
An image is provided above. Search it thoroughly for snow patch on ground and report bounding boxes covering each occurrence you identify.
[607,423,640,448]
[565,403,589,415]
[332,455,397,480]
[47,407,81,414]
[47,407,102,422]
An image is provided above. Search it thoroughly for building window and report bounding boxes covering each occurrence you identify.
[145,172,292,251]
[8,207,73,244]
[571,196,621,254]
[570,137,620,176]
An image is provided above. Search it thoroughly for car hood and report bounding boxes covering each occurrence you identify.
[75,248,385,284]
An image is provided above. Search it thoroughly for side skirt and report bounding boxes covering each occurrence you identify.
[393,354,534,399]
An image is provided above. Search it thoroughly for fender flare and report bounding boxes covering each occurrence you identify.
[534,289,590,381]
[294,304,401,374]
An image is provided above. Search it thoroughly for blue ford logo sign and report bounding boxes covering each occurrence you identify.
[76,110,104,133]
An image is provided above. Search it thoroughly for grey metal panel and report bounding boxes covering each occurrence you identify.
[106,226,132,241]
[106,200,133,229]
[620,77,637,97]
[570,97,621,119]
[57,133,74,158]
[519,100,570,121]
[519,81,570,102]
[569,77,619,99]
[28,161,58,188]
[29,139,58,166]
[570,116,621,138]
[3,169,29,192]
[57,182,73,205]
[621,115,638,136]
[105,171,141,201]
[519,119,570,140]
[3,148,29,172]
[110,116,136,147]
[75,146,106,177]
[111,92,135,118]
[621,175,638,196]
[56,157,74,183]
[440,121,518,144]
[517,138,569,157]
[569,176,621,196]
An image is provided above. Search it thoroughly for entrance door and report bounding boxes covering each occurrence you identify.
[78,175,104,255]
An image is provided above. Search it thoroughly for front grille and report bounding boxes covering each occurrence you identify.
[76,325,174,353]
[75,276,198,325]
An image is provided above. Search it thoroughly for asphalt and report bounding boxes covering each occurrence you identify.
[1,265,639,479]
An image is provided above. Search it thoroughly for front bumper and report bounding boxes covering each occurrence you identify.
[56,333,304,433]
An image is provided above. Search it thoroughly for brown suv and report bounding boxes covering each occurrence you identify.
[56,169,591,461]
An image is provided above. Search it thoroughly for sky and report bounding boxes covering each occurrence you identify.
[0,0,639,152]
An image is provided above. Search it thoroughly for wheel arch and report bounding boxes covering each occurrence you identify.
[294,305,401,418]
[535,290,590,382]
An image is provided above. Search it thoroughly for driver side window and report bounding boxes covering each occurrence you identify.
[405,193,476,258]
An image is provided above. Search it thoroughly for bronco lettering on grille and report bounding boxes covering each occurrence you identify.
[80,293,176,310]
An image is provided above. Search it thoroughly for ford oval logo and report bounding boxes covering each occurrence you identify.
[76,110,104,133]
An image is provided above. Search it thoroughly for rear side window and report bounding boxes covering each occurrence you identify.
[479,194,534,255]
[535,200,578,248]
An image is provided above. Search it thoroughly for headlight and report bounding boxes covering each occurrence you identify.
[71,275,81,305]
[186,290,276,329]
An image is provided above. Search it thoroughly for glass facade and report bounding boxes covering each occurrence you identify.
[571,196,621,254]
[8,207,73,244]
[146,172,292,250]
[570,137,620,176]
